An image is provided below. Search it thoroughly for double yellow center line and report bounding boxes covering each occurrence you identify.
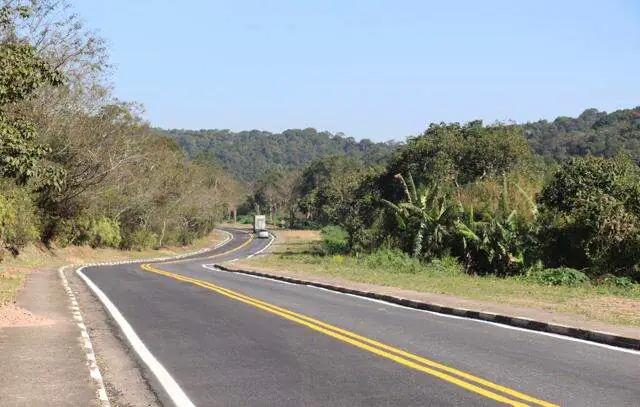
[140,263,558,407]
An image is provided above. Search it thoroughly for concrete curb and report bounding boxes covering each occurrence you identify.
[215,265,640,351]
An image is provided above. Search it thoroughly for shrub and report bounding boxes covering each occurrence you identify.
[601,275,635,289]
[529,267,590,286]
[455,176,539,276]
[121,228,158,251]
[54,215,121,248]
[236,215,254,225]
[321,226,349,254]
[539,154,640,280]
[0,186,40,253]
[89,217,121,248]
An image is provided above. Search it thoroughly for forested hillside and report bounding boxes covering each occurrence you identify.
[524,107,640,162]
[166,107,640,182]
[164,128,398,181]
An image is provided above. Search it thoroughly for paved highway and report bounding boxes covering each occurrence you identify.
[80,229,640,406]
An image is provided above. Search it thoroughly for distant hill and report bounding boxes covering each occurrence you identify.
[523,107,640,163]
[164,107,640,182]
[163,128,398,182]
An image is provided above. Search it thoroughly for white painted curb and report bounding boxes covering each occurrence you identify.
[59,266,110,407]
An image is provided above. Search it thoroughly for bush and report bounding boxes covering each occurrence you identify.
[601,275,635,289]
[539,154,640,280]
[529,267,590,286]
[236,215,254,225]
[54,215,121,248]
[321,226,349,254]
[121,228,158,251]
[0,186,40,254]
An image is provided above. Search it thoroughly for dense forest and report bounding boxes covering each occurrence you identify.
[524,107,640,163]
[164,128,398,182]
[0,1,244,257]
[166,107,640,182]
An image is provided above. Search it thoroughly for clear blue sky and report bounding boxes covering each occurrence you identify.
[74,0,640,141]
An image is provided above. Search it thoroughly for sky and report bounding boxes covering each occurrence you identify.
[74,0,640,141]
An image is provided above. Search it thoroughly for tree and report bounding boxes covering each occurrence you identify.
[382,173,457,259]
[385,121,532,190]
[0,7,64,188]
[538,154,640,279]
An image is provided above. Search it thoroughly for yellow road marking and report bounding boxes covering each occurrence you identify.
[140,264,558,407]
[160,233,254,265]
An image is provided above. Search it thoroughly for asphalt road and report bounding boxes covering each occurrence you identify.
[80,229,640,406]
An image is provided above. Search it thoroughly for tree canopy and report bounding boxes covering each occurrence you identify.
[164,127,398,182]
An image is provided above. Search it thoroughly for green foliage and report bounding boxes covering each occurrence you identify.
[236,215,254,224]
[55,215,121,248]
[523,107,640,163]
[0,185,40,253]
[320,226,349,255]
[455,176,539,276]
[601,275,635,290]
[539,155,640,280]
[0,43,64,106]
[381,173,457,259]
[359,248,426,274]
[527,267,590,286]
[297,156,372,227]
[0,39,65,188]
[386,121,532,188]
[165,128,397,182]
[121,228,158,251]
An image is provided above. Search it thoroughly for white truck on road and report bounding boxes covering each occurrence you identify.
[253,215,269,238]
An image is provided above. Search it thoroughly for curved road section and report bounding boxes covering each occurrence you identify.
[79,229,640,406]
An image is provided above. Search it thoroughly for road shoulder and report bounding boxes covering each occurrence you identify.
[0,268,99,407]
[68,266,162,407]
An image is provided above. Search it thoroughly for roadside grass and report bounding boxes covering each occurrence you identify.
[0,230,226,305]
[243,231,640,327]
[0,270,26,305]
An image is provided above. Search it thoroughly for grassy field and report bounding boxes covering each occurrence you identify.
[0,230,226,305]
[243,231,640,327]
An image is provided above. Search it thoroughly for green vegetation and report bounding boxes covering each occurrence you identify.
[165,128,397,182]
[0,2,245,261]
[240,119,640,293]
[243,231,640,326]
[524,107,640,163]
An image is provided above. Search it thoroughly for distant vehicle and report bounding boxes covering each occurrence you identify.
[253,215,269,238]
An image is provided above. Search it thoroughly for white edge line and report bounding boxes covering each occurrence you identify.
[202,264,299,286]
[252,234,276,256]
[59,266,111,406]
[76,267,196,407]
[306,287,640,356]
[202,264,640,356]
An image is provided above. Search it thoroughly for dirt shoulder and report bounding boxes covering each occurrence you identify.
[232,230,640,341]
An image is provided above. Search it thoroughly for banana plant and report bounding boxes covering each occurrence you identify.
[381,173,457,259]
[455,175,535,275]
